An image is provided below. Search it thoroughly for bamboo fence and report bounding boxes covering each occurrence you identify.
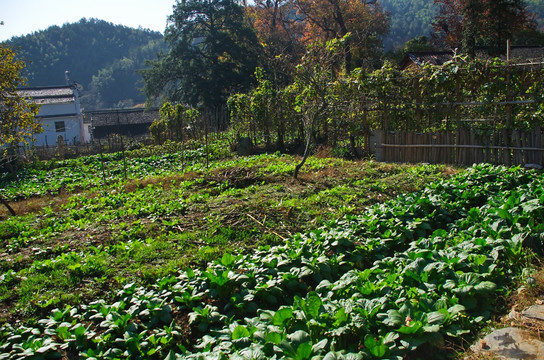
[379,127,544,166]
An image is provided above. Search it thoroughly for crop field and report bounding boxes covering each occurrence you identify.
[0,140,542,359]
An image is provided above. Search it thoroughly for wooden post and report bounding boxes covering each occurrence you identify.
[116,111,127,181]
[205,111,209,169]
[502,128,511,166]
[513,130,522,165]
[505,49,513,166]
[370,130,385,162]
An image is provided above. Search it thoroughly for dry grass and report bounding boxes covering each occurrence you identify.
[0,193,74,219]
[123,172,201,193]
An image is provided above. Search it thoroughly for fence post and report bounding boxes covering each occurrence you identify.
[370,130,384,161]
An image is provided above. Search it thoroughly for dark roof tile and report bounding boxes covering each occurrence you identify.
[86,108,159,126]
[18,85,76,105]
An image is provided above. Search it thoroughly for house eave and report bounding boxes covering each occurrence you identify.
[37,113,80,120]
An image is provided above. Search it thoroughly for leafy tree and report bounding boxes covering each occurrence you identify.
[0,45,41,214]
[525,0,544,31]
[431,0,464,49]
[289,36,347,178]
[248,0,304,84]
[461,0,484,56]
[386,35,438,65]
[228,67,290,150]
[512,28,544,45]
[294,0,389,71]
[149,102,199,144]
[432,0,536,55]
[483,0,536,55]
[0,45,41,157]
[142,0,262,115]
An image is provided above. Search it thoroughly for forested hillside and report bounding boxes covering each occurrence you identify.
[380,0,438,50]
[3,18,166,110]
[380,0,544,50]
[4,1,544,110]
[526,0,544,30]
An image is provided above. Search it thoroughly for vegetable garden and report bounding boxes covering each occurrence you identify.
[0,139,542,359]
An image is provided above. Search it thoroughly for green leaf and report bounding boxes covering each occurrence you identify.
[265,332,283,345]
[383,332,399,345]
[474,281,496,293]
[221,253,236,267]
[333,307,348,326]
[472,254,487,266]
[312,338,328,353]
[364,336,388,357]
[186,268,195,279]
[232,325,251,340]
[306,294,323,318]
[237,345,266,360]
[448,304,466,315]
[73,325,86,337]
[288,330,311,346]
[56,326,71,341]
[383,309,403,327]
[427,311,447,325]
[496,208,511,220]
[396,321,423,334]
[345,354,364,360]
[273,308,293,326]
[522,199,541,213]
[164,349,182,360]
[423,324,441,333]
[364,336,378,349]
[296,342,312,360]
[322,352,342,360]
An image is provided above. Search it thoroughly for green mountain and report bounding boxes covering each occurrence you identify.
[380,0,438,50]
[4,18,166,110]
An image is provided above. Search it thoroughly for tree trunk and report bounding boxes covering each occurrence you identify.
[276,116,285,151]
[293,130,312,179]
[1,195,16,216]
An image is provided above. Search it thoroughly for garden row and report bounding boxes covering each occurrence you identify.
[0,164,542,359]
[0,140,232,201]
[0,148,449,321]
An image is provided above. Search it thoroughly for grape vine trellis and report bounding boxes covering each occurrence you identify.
[228,53,544,155]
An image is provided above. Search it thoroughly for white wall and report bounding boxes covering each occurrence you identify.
[37,102,75,118]
[31,88,89,146]
[33,116,83,147]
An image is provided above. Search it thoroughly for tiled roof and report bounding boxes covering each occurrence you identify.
[408,51,454,66]
[86,108,159,127]
[505,46,544,62]
[18,85,76,105]
[401,46,544,69]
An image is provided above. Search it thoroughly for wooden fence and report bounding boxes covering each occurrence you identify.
[373,127,544,166]
[25,135,154,160]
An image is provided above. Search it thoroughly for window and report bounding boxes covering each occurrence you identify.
[55,121,65,132]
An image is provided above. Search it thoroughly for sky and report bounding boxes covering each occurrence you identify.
[0,0,176,42]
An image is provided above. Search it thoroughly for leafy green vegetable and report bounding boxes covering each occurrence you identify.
[0,164,542,359]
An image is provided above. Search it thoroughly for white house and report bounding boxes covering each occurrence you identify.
[18,85,90,147]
